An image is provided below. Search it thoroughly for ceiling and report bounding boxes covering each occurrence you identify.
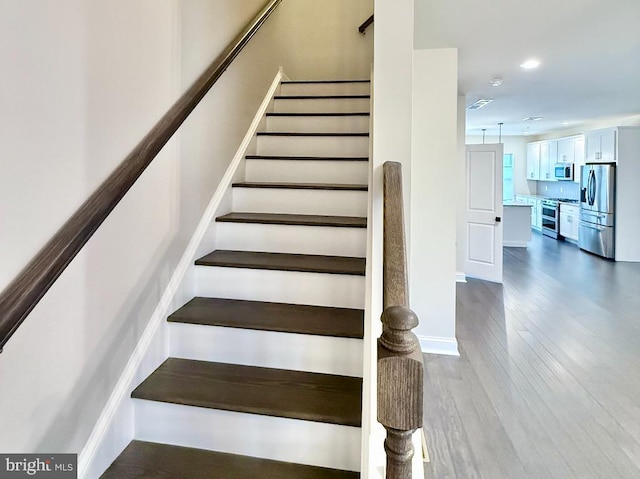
[414,0,640,136]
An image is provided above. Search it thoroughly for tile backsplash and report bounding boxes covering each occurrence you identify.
[537,181,580,199]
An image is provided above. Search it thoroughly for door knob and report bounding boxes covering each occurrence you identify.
[495,217,501,223]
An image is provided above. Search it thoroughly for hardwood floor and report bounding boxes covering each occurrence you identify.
[423,233,640,478]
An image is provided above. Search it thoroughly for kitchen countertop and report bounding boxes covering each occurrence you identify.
[504,201,532,207]
[515,194,580,203]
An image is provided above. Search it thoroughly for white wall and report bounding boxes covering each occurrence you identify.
[411,49,458,355]
[0,0,181,453]
[269,0,373,80]
[456,96,467,278]
[0,0,376,455]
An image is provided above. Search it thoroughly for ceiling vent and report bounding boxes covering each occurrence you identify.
[467,99,493,110]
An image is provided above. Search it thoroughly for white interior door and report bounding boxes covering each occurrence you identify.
[465,144,503,283]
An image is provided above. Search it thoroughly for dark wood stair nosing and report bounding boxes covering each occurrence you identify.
[194,250,366,276]
[131,358,363,427]
[245,155,369,161]
[100,441,360,479]
[282,79,370,84]
[231,182,368,191]
[274,95,370,100]
[256,132,369,137]
[168,297,364,339]
[266,112,370,117]
[215,212,367,228]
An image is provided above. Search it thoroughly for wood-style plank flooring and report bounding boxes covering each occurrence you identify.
[423,233,640,478]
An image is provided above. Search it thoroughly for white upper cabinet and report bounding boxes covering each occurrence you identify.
[557,136,574,163]
[527,134,583,182]
[585,127,616,163]
[539,140,558,181]
[526,142,541,180]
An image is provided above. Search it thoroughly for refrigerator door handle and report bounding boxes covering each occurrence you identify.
[581,221,607,232]
[588,170,596,206]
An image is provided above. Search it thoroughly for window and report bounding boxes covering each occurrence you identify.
[503,153,514,202]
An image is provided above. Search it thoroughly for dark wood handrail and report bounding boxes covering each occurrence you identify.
[358,14,374,34]
[378,162,424,478]
[0,0,283,351]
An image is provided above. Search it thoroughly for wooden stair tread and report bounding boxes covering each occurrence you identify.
[132,359,363,426]
[195,250,366,276]
[282,80,370,84]
[266,112,370,117]
[168,297,364,339]
[256,132,369,137]
[216,212,366,228]
[245,155,368,161]
[232,182,367,191]
[274,95,370,99]
[101,441,360,479]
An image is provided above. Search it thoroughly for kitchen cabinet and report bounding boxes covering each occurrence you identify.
[539,140,558,181]
[531,198,542,231]
[515,195,542,231]
[559,203,579,241]
[557,135,584,164]
[585,128,616,163]
[526,142,541,180]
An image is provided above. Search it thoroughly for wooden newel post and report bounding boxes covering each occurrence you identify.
[378,305,424,479]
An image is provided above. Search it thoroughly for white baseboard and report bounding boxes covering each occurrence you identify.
[503,241,529,247]
[418,335,459,356]
[77,70,285,479]
[455,272,467,283]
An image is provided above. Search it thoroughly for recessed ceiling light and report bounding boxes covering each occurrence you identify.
[522,116,543,121]
[467,99,493,110]
[520,59,541,70]
[490,78,503,87]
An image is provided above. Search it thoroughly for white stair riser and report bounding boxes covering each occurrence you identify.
[232,189,367,216]
[245,159,369,185]
[195,267,365,309]
[265,115,369,133]
[168,323,363,377]
[134,401,361,472]
[274,98,370,114]
[280,82,370,96]
[257,135,368,157]
[216,223,367,257]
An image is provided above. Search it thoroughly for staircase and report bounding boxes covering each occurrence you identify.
[100,80,371,478]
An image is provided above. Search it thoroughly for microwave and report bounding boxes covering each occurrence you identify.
[554,163,574,180]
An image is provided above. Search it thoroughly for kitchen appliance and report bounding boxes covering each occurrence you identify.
[579,163,616,258]
[554,163,574,180]
[541,199,560,239]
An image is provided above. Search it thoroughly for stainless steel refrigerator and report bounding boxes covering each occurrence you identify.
[579,163,616,258]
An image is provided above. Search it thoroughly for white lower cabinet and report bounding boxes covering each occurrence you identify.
[531,198,542,231]
[560,203,579,241]
[516,195,542,231]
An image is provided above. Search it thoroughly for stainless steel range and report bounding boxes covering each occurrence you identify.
[541,199,560,238]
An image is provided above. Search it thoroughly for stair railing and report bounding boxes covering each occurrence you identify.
[0,0,283,352]
[359,14,374,34]
[378,161,424,478]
